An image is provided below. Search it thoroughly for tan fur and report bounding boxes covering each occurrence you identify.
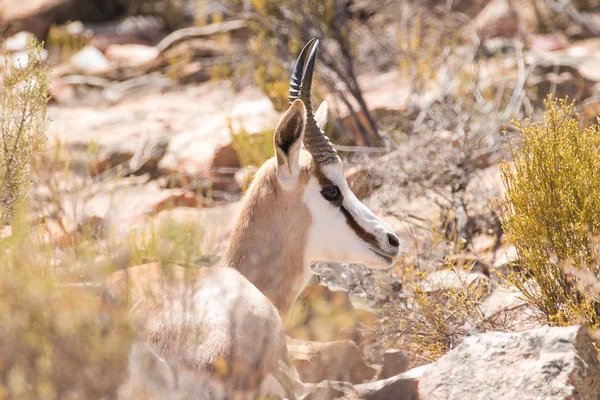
[107,263,301,397]
[225,158,312,320]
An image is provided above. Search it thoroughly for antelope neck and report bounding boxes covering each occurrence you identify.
[224,160,312,320]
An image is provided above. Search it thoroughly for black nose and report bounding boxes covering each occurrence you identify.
[387,233,400,248]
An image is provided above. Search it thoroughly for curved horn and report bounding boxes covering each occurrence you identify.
[289,39,339,165]
[289,38,316,104]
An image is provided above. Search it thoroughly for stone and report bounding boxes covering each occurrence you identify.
[493,241,517,269]
[473,0,521,40]
[104,44,159,67]
[531,38,600,82]
[49,77,76,104]
[59,178,197,235]
[380,349,410,379]
[150,202,241,256]
[287,283,379,342]
[380,350,429,380]
[3,31,36,52]
[0,0,69,39]
[69,45,111,74]
[346,166,383,201]
[311,262,403,309]
[287,339,377,384]
[419,325,600,400]
[354,368,422,400]
[529,33,570,52]
[157,82,278,183]
[419,269,490,294]
[47,81,277,190]
[299,367,423,400]
[8,48,48,69]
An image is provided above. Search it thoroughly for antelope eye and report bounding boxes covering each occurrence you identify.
[321,185,341,202]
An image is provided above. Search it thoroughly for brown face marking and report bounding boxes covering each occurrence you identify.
[340,205,379,249]
[311,161,380,249]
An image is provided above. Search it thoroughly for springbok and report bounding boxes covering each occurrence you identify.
[107,38,400,399]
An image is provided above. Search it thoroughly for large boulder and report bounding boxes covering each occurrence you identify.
[419,325,600,400]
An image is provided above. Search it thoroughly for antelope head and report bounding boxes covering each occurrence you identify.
[227,39,400,316]
[288,39,400,267]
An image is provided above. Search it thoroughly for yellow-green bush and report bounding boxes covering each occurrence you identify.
[230,127,274,168]
[0,38,135,400]
[499,96,600,326]
[0,212,134,400]
[383,264,492,361]
[0,39,49,222]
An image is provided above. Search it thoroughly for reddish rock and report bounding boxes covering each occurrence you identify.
[529,33,570,52]
[104,44,159,67]
[287,339,377,384]
[473,0,521,40]
[380,349,429,380]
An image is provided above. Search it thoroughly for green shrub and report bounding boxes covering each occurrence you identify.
[499,96,600,327]
[0,212,134,399]
[383,263,492,361]
[230,127,274,168]
[0,38,49,222]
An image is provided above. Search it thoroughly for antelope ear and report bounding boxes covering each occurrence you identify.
[314,101,328,131]
[274,99,306,180]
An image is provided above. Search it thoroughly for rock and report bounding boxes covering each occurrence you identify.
[471,234,497,254]
[473,0,522,40]
[354,368,422,400]
[157,82,279,184]
[49,77,76,104]
[419,269,490,294]
[300,367,423,400]
[531,38,600,82]
[47,81,277,191]
[0,0,68,39]
[104,44,159,67]
[150,202,241,256]
[311,262,403,308]
[493,241,517,269]
[8,48,49,68]
[287,284,379,342]
[60,178,198,235]
[380,349,410,379]
[300,380,359,400]
[529,33,570,52]
[3,31,36,52]
[88,16,164,52]
[419,325,600,400]
[346,166,383,201]
[287,339,377,384]
[69,45,111,74]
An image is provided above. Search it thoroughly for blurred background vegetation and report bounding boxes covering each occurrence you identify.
[4,0,600,398]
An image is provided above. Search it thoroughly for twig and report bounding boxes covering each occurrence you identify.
[333,144,388,153]
[156,20,248,53]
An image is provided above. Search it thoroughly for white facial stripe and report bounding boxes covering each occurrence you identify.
[302,160,399,269]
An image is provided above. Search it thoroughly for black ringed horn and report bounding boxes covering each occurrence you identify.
[289,38,339,165]
[289,38,317,104]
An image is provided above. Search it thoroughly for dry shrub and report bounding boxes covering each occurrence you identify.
[0,212,133,400]
[382,258,493,361]
[0,38,135,399]
[230,127,274,168]
[499,96,600,327]
[0,38,49,222]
